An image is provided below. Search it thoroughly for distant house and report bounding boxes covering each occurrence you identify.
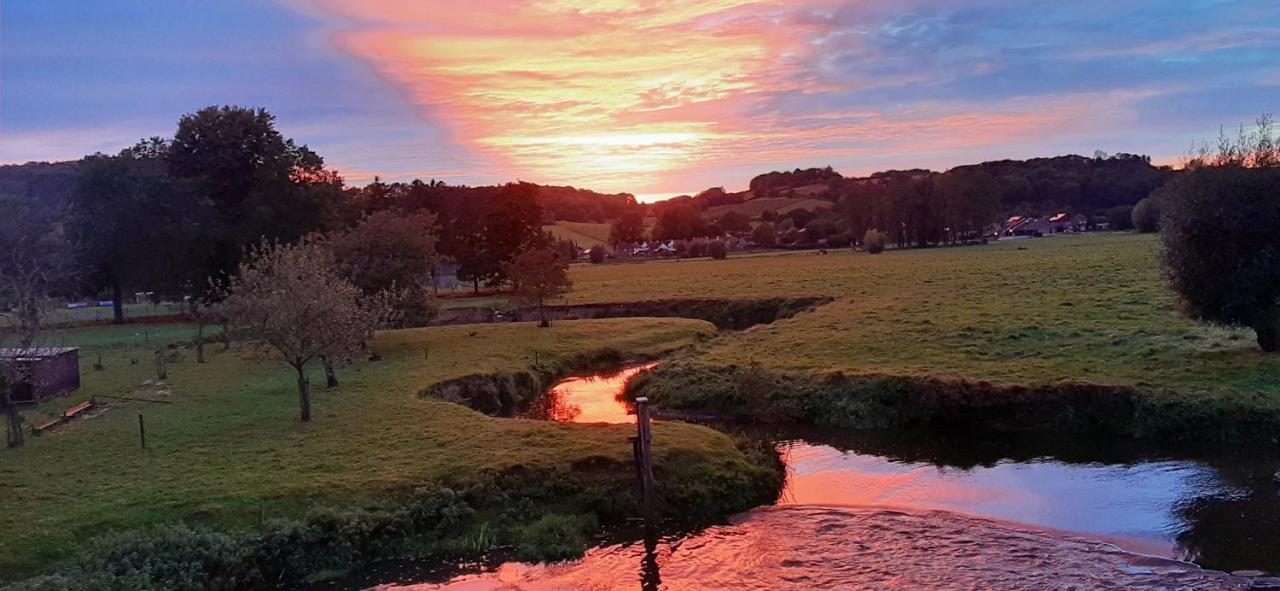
[1047,213,1088,233]
[1,347,80,403]
[1001,217,1054,238]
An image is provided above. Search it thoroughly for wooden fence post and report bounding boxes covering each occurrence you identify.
[138,413,146,449]
[635,397,655,524]
[154,350,166,380]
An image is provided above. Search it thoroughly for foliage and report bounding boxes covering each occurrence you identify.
[716,211,752,234]
[442,183,549,292]
[1163,116,1280,352]
[863,229,885,254]
[565,233,1278,396]
[220,239,390,420]
[652,202,706,241]
[164,106,349,293]
[588,245,607,264]
[707,239,728,260]
[1131,193,1163,233]
[513,514,597,563]
[1106,205,1134,231]
[0,319,772,582]
[608,210,646,245]
[328,210,440,326]
[749,166,840,198]
[750,222,776,248]
[504,247,572,327]
[72,150,212,320]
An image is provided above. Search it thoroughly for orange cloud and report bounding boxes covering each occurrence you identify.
[291,1,1155,192]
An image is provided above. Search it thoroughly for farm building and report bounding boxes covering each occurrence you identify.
[1,347,80,403]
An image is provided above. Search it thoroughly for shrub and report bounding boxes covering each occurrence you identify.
[826,232,851,248]
[1132,195,1162,233]
[513,514,597,563]
[863,229,886,254]
[588,245,607,264]
[685,238,708,258]
[707,239,728,260]
[1162,166,1280,352]
[750,222,776,248]
[1105,205,1134,231]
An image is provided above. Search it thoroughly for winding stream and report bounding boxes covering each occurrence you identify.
[378,365,1280,590]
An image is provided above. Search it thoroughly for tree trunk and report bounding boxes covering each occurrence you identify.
[473,278,480,295]
[538,296,549,328]
[111,280,125,324]
[221,321,231,350]
[1256,304,1280,353]
[322,357,338,387]
[3,391,23,449]
[195,324,205,363]
[296,365,312,422]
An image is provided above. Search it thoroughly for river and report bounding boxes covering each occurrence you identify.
[375,365,1280,590]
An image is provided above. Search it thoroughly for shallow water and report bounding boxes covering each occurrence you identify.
[372,366,1280,590]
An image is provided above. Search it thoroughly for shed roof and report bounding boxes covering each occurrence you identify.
[0,347,79,359]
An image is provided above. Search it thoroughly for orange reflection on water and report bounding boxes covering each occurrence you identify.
[525,363,656,424]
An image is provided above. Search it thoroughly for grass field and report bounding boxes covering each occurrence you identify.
[0,302,185,329]
[565,233,1279,396]
[702,196,833,221]
[543,221,613,249]
[0,317,775,577]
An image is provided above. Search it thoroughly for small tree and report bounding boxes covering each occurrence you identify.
[863,229,886,254]
[328,210,440,327]
[609,211,646,245]
[707,239,728,260]
[751,222,776,248]
[1163,114,1280,352]
[1106,205,1135,231]
[1131,196,1161,233]
[505,247,572,328]
[588,245,607,264]
[220,239,387,421]
[0,198,76,448]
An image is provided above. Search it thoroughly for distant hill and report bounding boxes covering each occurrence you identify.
[703,197,833,221]
[0,160,80,207]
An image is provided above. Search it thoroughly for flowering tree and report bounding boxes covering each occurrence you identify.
[220,239,390,421]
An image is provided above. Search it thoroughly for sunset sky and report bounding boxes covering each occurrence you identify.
[2,1,1278,199]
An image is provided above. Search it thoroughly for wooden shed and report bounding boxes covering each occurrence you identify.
[0,347,81,403]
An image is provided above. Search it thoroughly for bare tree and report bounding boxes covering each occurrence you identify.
[505,247,572,328]
[219,239,390,422]
[0,198,77,447]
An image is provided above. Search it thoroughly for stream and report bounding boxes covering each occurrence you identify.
[376,365,1280,590]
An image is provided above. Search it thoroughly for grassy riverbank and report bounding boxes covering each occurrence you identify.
[569,233,1278,396]
[0,318,782,586]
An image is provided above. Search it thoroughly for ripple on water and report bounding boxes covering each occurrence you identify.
[383,506,1251,591]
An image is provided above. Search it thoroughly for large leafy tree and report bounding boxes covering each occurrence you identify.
[166,106,349,292]
[328,210,440,326]
[71,146,212,321]
[443,183,547,292]
[1163,116,1280,352]
[609,210,646,245]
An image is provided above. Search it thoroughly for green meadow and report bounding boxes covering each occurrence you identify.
[0,318,779,577]
[568,233,1279,396]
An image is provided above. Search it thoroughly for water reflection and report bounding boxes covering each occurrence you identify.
[520,363,655,423]
[365,367,1280,589]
